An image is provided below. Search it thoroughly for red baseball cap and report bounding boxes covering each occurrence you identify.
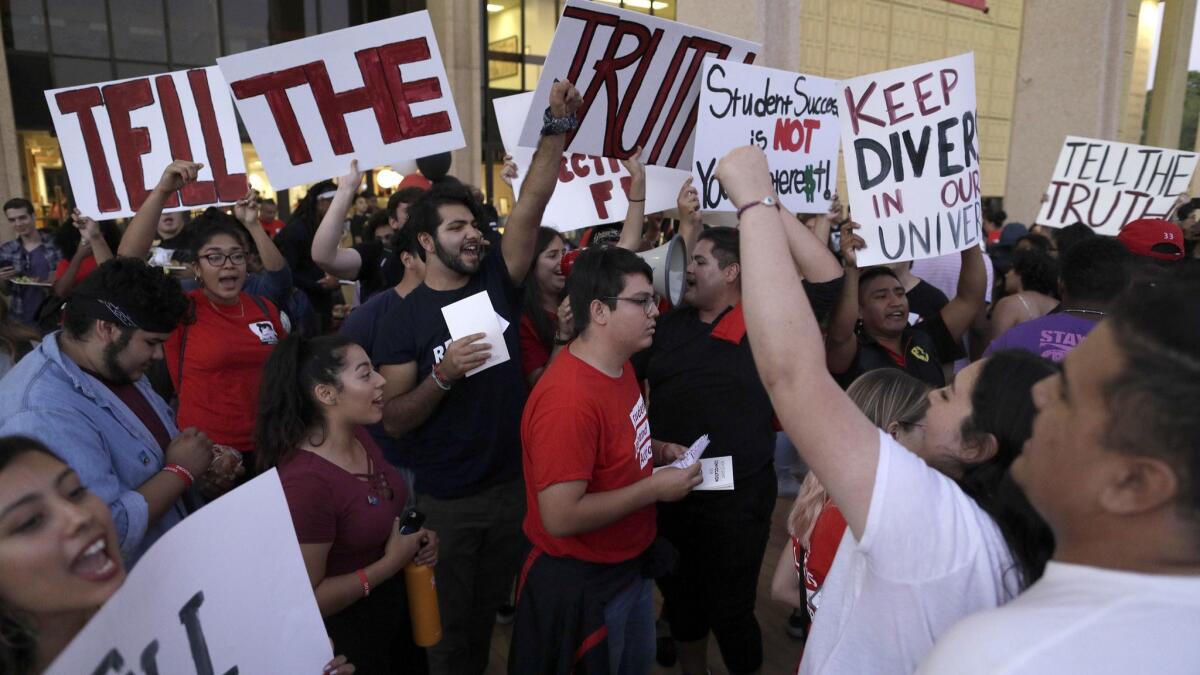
[1117,218,1184,261]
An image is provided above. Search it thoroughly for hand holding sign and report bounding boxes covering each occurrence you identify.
[439,333,492,381]
[716,146,776,211]
[840,221,866,267]
[155,160,203,196]
[550,79,583,119]
[654,462,704,502]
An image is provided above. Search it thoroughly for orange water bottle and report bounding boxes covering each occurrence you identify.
[400,510,442,646]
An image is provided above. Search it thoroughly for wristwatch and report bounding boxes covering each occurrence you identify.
[736,196,780,219]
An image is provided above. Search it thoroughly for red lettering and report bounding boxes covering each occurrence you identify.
[939,68,958,106]
[844,81,885,135]
[156,75,213,207]
[590,179,615,220]
[660,37,731,167]
[186,70,248,201]
[102,79,155,211]
[883,81,913,126]
[913,73,941,116]
[558,156,575,183]
[230,67,313,165]
[571,154,592,179]
[54,87,120,213]
[377,38,453,139]
[304,52,393,154]
[801,118,821,153]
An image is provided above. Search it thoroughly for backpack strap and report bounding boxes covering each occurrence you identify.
[248,294,272,322]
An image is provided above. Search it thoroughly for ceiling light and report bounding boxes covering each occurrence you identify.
[486,3,505,12]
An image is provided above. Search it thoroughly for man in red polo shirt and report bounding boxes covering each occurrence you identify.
[512,246,701,674]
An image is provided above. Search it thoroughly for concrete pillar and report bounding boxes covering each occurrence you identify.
[427,0,482,191]
[0,46,24,242]
[1145,0,1197,148]
[1004,0,1130,225]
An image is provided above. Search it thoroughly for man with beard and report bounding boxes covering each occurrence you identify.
[372,80,580,675]
[0,257,220,566]
[632,219,843,675]
[918,271,1200,674]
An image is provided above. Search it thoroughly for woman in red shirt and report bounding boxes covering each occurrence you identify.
[519,227,572,387]
[163,204,288,462]
[256,333,438,673]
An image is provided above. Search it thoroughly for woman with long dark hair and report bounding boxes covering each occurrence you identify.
[256,334,437,674]
[0,435,353,674]
[720,146,1057,673]
[518,227,571,387]
[981,248,1060,350]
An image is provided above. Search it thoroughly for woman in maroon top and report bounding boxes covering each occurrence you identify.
[519,227,573,387]
[256,334,438,674]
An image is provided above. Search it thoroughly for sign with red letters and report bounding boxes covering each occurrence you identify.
[216,11,463,190]
[46,67,247,221]
[517,0,760,169]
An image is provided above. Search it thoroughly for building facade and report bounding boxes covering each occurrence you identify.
[0,0,1186,241]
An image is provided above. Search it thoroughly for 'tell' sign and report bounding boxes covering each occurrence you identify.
[46,67,247,221]
[217,11,464,190]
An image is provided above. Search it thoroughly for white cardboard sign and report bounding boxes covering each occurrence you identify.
[694,58,841,214]
[494,92,690,232]
[46,471,332,674]
[217,11,464,190]
[1036,136,1198,235]
[838,52,982,266]
[441,290,512,377]
[45,67,247,220]
[517,0,760,169]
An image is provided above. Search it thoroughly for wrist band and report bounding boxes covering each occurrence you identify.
[627,198,645,202]
[356,568,371,597]
[541,106,579,137]
[431,364,452,391]
[162,463,194,488]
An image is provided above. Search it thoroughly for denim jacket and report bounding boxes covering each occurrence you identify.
[0,332,188,566]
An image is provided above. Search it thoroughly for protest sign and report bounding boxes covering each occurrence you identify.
[217,11,464,190]
[46,471,332,674]
[838,52,981,266]
[517,0,759,169]
[45,67,246,220]
[494,92,689,232]
[1035,136,1198,235]
[693,58,840,213]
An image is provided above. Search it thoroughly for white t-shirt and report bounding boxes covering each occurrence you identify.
[799,431,1020,675]
[917,561,1200,675]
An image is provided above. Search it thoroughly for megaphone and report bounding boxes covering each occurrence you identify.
[559,236,689,307]
[637,235,688,307]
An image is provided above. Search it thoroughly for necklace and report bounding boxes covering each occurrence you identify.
[1061,308,1106,317]
[206,295,245,317]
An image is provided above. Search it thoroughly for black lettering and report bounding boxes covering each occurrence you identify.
[855,138,892,190]
[901,127,931,179]
[180,591,238,675]
[705,63,734,119]
[91,649,125,675]
[877,224,906,261]
[937,117,963,177]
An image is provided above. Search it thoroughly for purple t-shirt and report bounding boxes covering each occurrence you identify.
[984,313,1098,362]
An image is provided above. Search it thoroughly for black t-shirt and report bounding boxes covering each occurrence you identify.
[353,240,403,302]
[373,249,526,499]
[906,279,949,320]
[634,305,775,481]
[339,288,408,468]
[838,314,958,388]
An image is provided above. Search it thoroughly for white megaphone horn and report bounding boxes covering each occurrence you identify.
[637,235,688,307]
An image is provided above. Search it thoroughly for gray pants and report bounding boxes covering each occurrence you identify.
[417,479,526,675]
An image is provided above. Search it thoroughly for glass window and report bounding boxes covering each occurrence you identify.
[111,0,167,61]
[116,61,167,79]
[46,0,109,58]
[167,0,219,65]
[52,56,112,87]
[486,0,522,90]
[8,0,48,52]
[222,0,269,53]
[524,0,557,59]
[319,0,349,32]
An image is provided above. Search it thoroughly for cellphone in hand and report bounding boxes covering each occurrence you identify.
[400,509,426,535]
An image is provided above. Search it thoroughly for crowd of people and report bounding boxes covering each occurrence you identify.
[0,80,1197,675]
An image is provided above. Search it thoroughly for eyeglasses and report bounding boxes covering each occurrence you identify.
[604,293,660,316]
[200,252,247,267]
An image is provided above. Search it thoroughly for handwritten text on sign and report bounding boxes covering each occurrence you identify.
[45,67,247,220]
[1035,136,1198,235]
[216,11,464,190]
[494,92,688,232]
[517,0,760,169]
[839,52,981,266]
[694,58,840,213]
[46,471,331,674]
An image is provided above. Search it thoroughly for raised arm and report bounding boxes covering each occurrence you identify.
[118,161,202,259]
[675,178,703,258]
[501,80,582,284]
[938,244,987,341]
[616,147,647,251]
[780,205,843,284]
[234,190,286,272]
[824,222,866,375]
[53,211,110,297]
[311,162,364,279]
[718,147,880,539]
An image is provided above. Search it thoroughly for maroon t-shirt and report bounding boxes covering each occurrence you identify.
[279,428,409,576]
[84,369,171,452]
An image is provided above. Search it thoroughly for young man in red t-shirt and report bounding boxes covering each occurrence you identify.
[512,246,702,674]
